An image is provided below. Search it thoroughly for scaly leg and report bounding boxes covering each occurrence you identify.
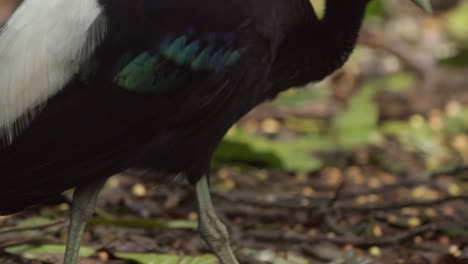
[195,175,239,264]
[63,177,107,264]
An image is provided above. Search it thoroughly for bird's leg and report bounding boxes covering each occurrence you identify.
[195,175,239,264]
[63,177,107,264]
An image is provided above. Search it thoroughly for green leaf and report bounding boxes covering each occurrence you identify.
[310,0,325,19]
[215,128,326,172]
[89,216,197,230]
[443,106,468,135]
[5,244,95,258]
[331,81,379,147]
[331,72,415,147]
[411,0,432,13]
[439,49,468,68]
[6,245,218,264]
[446,2,468,43]
[274,85,330,107]
[115,253,218,264]
[365,0,385,18]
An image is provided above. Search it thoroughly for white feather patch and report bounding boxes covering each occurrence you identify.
[0,0,106,144]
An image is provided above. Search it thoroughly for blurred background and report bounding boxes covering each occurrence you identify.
[2,0,468,263]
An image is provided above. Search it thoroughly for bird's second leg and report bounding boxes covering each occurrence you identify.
[195,175,239,264]
[63,177,107,264]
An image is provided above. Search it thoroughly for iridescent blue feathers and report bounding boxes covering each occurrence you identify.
[115,32,240,93]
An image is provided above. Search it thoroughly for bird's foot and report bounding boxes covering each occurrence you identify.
[195,175,239,264]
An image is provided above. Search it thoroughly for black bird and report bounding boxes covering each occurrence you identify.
[0,0,430,263]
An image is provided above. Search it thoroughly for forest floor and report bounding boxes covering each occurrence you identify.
[2,137,468,264]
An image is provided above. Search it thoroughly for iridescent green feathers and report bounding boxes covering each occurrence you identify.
[114,32,240,93]
[114,52,160,92]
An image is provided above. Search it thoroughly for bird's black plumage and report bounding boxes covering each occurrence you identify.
[0,0,369,214]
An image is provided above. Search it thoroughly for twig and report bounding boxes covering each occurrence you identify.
[237,254,267,264]
[301,245,335,262]
[327,181,345,208]
[340,178,428,198]
[0,219,65,235]
[221,206,319,224]
[216,192,467,216]
[216,190,468,215]
[0,237,53,248]
[341,165,468,198]
[322,182,351,236]
[216,166,468,218]
[337,195,468,213]
[431,165,468,178]
[407,244,449,254]
[213,192,323,211]
[359,31,435,77]
[247,224,434,247]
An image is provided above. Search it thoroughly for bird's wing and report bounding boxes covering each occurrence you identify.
[106,0,320,102]
[0,0,106,143]
[112,33,242,94]
[106,1,244,89]
[0,0,272,212]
